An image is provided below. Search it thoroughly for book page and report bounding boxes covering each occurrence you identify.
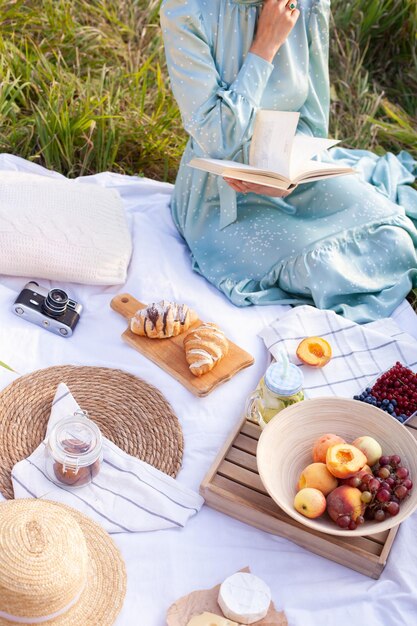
[291,159,354,182]
[290,136,340,177]
[188,158,290,188]
[249,111,300,178]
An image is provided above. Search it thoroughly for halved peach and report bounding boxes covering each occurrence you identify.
[312,433,346,463]
[296,336,332,368]
[326,443,367,479]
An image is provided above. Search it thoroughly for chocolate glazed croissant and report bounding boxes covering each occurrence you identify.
[183,322,229,377]
[130,300,198,338]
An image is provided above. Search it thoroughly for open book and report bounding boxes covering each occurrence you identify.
[188,111,354,190]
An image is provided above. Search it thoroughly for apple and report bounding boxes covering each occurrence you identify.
[297,462,338,496]
[312,433,346,463]
[294,487,326,519]
[351,436,382,467]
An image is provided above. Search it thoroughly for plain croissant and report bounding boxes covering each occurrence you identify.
[183,322,229,377]
[130,300,198,338]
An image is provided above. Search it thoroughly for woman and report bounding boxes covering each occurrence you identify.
[160,0,417,322]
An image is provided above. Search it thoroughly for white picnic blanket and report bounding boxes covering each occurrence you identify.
[0,154,417,626]
[11,382,203,533]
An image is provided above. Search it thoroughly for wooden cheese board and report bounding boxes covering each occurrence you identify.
[110,294,254,397]
[200,415,417,578]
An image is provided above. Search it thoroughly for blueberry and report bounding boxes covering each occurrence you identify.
[387,403,394,413]
[391,399,397,407]
[366,387,372,393]
[392,411,397,418]
[376,401,382,407]
[353,395,359,400]
[382,399,389,405]
[365,397,373,404]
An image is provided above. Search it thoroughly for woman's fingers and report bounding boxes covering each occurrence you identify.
[223,178,294,198]
[223,178,248,193]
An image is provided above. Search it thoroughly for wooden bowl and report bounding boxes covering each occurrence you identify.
[257,397,417,537]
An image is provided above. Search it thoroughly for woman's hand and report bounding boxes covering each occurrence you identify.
[223,177,293,198]
[250,0,300,63]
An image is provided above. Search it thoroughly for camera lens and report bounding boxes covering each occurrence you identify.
[43,289,69,317]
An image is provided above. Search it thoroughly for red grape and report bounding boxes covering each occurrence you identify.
[369,478,381,492]
[376,489,391,503]
[394,485,408,500]
[378,467,390,479]
[396,467,409,480]
[336,515,351,528]
[347,476,362,488]
[386,501,400,516]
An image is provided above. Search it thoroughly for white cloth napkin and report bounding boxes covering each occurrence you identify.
[259,305,417,401]
[11,383,204,533]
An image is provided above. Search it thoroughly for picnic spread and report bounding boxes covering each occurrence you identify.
[0,153,417,625]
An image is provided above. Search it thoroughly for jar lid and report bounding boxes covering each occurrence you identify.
[264,361,304,396]
[47,413,103,469]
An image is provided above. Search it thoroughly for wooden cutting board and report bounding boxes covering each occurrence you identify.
[110,294,254,397]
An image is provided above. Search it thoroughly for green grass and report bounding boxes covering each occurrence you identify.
[0,0,416,181]
[0,0,416,308]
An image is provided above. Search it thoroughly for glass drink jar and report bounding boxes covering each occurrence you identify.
[246,360,304,429]
[45,411,103,488]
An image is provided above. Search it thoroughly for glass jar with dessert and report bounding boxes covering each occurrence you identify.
[45,411,103,488]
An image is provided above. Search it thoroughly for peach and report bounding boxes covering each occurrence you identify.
[351,436,382,467]
[294,487,326,519]
[326,485,366,524]
[326,443,367,479]
[296,336,332,368]
[297,462,338,496]
[312,433,346,463]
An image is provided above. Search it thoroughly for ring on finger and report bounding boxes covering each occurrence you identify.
[288,1,297,10]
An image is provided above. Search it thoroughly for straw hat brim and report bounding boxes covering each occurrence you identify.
[0,499,126,626]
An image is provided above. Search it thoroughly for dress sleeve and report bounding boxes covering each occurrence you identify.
[160,1,274,159]
[297,0,331,138]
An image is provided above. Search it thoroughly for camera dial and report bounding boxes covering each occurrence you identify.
[43,288,69,317]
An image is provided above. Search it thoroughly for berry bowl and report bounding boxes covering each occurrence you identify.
[256,397,417,536]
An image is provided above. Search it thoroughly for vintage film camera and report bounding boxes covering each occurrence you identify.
[13,281,82,337]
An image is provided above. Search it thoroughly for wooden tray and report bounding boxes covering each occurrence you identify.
[200,415,417,579]
[110,294,254,397]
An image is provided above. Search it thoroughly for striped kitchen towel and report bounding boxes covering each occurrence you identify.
[12,383,204,533]
[259,305,417,401]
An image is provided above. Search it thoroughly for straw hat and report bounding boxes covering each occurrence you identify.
[0,499,126,625]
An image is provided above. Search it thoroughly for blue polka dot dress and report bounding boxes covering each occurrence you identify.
[160,0,417,322]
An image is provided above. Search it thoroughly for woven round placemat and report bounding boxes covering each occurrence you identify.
[0,365,184,500]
